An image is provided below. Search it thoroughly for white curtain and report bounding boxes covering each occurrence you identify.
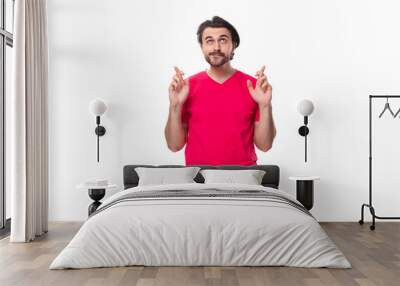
[9,0,48,242]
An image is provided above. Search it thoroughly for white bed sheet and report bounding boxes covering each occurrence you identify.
[50,183,351,269]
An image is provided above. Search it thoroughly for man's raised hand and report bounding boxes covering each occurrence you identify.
[246,65,273,107]
[169,66,189,108]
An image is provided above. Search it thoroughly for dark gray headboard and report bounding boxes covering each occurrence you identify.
[123,165,280,189]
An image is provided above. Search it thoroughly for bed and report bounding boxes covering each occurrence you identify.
[50,164,351,269]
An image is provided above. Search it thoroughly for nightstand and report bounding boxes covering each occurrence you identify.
[77,183,117,216]
[289,176,320,210]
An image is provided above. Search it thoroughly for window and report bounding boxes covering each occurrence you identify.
[0,0,14,235]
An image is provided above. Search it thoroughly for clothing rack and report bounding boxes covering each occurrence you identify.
[359,95,400,230]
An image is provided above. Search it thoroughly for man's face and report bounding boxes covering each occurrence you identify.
[201,27,235,68]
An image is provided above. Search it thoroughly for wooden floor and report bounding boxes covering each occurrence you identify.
[0,222,399,286]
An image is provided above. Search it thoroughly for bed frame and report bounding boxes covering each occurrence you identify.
[123,165,280,190]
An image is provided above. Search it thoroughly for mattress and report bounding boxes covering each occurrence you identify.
[50,183,351,269]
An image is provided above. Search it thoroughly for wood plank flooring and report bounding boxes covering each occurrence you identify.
[0,222,399,286]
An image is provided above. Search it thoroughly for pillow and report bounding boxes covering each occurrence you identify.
[135,167,201,186]
[200,169,266,185]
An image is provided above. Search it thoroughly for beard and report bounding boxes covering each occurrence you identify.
[205,51,233,67]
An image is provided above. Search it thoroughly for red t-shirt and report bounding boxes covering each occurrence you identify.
[181,70,260,166]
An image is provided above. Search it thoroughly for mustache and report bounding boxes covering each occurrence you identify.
[209,52,225,56]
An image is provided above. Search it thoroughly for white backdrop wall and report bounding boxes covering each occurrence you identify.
[47,0,400,221]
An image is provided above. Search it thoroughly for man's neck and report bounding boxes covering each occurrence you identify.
[207,63,236,79]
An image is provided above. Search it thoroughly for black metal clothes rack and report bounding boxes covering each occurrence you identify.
[359,95,400,230]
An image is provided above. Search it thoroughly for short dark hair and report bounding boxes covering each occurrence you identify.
[197,16,240,48]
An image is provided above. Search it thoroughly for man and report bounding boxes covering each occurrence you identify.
[164,16,276,166]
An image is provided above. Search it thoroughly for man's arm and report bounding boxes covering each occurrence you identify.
[246,65,276,152]
[165,66,189,152]
[254,104,276,152]
[164,104,188,152]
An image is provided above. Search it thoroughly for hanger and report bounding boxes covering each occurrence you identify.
[379,97,395,118]
[394,105,400,118]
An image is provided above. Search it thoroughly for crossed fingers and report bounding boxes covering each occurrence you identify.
[171,66,185,91]
[255,65,269,92]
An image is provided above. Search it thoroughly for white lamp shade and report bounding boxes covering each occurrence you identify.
[89,98,107,116]
[297,99,314,116]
